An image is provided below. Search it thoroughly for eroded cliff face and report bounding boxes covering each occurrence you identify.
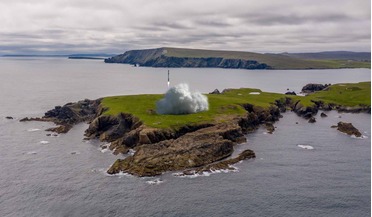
[104,48,271,69]
[82,103,283,176]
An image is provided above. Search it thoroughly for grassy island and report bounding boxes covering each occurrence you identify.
[36,81,370,176]
[101,81,370,130]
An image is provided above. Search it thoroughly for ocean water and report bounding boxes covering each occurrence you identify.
[0,57,370,217]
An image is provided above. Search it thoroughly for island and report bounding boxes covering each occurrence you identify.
[104,47,371,70]
[21,82,371,176]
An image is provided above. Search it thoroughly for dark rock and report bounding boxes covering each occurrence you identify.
[5,116,13,119]
[285,91,296,95]
[265,123,275,134]
[46,125,72,134]
[336,122,362,137]
[181,149,256,176]
[308,117,316,123]
[20,99,101,134]
[209,89,220,94]
[301,83,330,93]
[320,112,328,117]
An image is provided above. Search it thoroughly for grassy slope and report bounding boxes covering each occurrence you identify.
[102,82,370,129]
[163,47,370,69]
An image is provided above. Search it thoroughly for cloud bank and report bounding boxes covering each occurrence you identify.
[0,0,370,54]
[156,83,209,115]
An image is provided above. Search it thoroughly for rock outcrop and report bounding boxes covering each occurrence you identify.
[336,122,362,137]
[100,104,282,176]
[180,149,256,176]
[107,122,246,176]
[301,83,330,93]
[20,99,101,133]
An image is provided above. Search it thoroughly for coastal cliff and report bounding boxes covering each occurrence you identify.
[105,48,270,69]
[104,47,371,69]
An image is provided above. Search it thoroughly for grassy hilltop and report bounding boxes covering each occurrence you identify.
[101,82,371,129]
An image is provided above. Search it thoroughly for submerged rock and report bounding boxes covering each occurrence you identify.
[336,122,362,137]
[5,116,13,119]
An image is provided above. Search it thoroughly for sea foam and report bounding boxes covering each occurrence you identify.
[297,145,314,150]
[27,128,41,132]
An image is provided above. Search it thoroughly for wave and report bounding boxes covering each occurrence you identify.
[174,166,239,178]
[297,145,314,150]
[146,178,164,185]
[351,135,368,139]
[27,128,41,132]
[40,140,49,144]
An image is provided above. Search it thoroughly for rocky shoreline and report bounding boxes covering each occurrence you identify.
[20,85,370,177]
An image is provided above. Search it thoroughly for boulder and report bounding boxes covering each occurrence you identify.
[308,117,316,123]
[5,116,13,119]
[336,122,362,137]
[320,112,328,117]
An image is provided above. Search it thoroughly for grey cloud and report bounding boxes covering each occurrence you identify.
[0,0,370,54]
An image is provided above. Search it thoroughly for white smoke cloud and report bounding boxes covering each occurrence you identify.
[156,83,209,115]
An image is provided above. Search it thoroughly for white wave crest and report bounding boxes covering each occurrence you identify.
[40,140,49,144]
[297,145,314,150]
[146,178,164,185]
[27,128,41,132]
[156,83,209,114]
[351,135,368,139]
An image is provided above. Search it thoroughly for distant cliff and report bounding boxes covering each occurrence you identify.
[104,48,270,69]
[104,47,371,70]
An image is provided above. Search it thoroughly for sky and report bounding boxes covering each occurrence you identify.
[0,0,370,55]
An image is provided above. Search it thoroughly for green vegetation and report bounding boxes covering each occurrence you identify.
[306,81,371,106]
[101,82,370,129]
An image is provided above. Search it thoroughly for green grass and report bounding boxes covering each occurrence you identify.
[101,82,370,129]
[305,81,371,106]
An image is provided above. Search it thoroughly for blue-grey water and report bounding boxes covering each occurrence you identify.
[0,57,370,217]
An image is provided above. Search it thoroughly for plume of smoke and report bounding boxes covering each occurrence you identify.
[156,83,209,115]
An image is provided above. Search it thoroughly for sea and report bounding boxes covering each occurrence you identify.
[0,57,370,217]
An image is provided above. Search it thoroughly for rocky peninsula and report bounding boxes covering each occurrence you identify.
[21,82,370,177]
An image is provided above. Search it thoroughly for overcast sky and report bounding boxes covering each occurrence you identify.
[0,0,370,55]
